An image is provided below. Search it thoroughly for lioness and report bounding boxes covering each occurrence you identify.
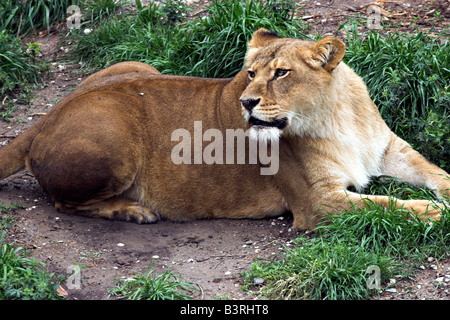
[0,29,449,229]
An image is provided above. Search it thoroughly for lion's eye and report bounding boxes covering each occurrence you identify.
[248,70,255,80]
[274,69,290,79]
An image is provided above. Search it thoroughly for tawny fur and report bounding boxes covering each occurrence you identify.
[0,31,449,229]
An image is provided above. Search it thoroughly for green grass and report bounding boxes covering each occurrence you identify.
[0,0,76,37]
[82,0,125,24]
[0,243,64,300]
[244,192,450,300]
[0,0,75,117]
[68,0,309,78]
[109,262,201,300]
[0,202,20,244]
[0,202,64,300]
[0,30,48,104]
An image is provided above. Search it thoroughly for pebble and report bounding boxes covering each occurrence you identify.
[117,243,125,247]
[253,277,264,285]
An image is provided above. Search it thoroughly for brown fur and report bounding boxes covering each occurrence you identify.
[0,32,449,229]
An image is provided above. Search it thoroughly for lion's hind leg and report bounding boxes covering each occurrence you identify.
[55,197,159,224]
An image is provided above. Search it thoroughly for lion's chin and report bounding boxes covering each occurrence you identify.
[248,126,282,143]
[245,115,287,143]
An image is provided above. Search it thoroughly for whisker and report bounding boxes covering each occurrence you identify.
[279,108,310,123]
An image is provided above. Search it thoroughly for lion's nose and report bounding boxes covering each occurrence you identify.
[239,98,261,112]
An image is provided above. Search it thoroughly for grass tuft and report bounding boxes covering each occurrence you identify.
[68,0,309,78]
[0,0,76,37]
[109,262,201,300]
[244,194,450,300]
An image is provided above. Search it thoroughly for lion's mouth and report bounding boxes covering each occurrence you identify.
[248,116,288,130]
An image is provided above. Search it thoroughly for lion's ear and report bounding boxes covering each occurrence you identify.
[245,28,279,67]
[310,37,346,72]
[248,28,279,49]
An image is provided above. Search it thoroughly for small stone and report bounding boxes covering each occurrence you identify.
[385,288,397,293]
[117,243,125,247]
[253,277,264,285]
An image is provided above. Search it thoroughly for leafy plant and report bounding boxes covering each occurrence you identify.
[0,201,63,300]
[0,244,64,300]
[109,262,201,300]
[160,0,190,25]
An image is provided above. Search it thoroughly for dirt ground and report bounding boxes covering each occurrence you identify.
[1,0,449,301]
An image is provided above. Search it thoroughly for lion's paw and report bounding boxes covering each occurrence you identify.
[407,200,442,222]
[112,205,159,224]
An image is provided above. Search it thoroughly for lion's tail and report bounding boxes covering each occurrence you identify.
[0,120,43,180]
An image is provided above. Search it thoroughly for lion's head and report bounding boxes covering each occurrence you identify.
[240,28,346,141]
